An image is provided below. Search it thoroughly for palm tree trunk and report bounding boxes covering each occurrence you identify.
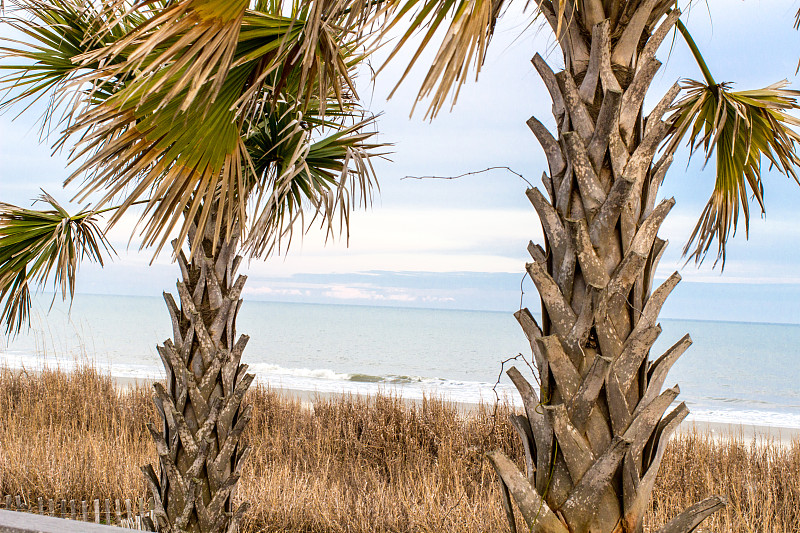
[142,219,252,533]
[488,4,724,533]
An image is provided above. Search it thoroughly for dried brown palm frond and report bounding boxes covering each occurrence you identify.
[371,0,511,118]
[75,0,249,115]
[368,0,678,118]
[665,79,800,267]
[0,193,114,335]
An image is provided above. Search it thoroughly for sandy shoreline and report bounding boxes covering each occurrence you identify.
[113,375,800,443]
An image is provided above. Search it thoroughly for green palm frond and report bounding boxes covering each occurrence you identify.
[242,96,385,257]
[64,64,252,259]
[665,79,800,267]
[0,193,115,335]
[0,0,145,131]
[0,0,89,110]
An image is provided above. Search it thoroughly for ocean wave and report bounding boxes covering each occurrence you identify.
[247,362,516,404]
[0,350,164,380]
[687,409,800,429]
[4,350,800,428]
[249,363,353,382]
[249,364,434,385]
[349,373,385,383]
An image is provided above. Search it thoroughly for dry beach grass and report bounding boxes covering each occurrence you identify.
[0,365,799,532]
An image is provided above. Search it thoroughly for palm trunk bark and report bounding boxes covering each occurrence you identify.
[488,4,724,533]
[142,220,252,533]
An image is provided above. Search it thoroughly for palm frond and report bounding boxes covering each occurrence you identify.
[666,79,800,267]
[233,5,363,121]
[0,0,145,132]
[77,0,367,119]
[64,64,252,259]
[0,193,115,335]
[75,0,249,114]
[242,96,386,258]
[1,0,385,263]
[371,0,509,118]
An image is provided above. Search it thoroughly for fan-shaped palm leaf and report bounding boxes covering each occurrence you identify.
[0,193,114,335]
[77,0,367,118]
[243,98,383,257]
[0,0,149,131]
[64,63,252,259]
[2,0,382,261]
[665,79,800,267]
[75,0,249,114]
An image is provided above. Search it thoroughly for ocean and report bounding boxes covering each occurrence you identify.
[2,293,799,428]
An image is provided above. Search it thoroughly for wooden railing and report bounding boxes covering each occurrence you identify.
[0,508,137,532]
[1,494,155,531]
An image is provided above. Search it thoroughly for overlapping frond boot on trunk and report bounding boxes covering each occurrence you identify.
[487,5,724,533]
[142,222,253,533]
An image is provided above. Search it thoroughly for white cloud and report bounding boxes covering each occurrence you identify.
[67,201,800,289]
[422,295,456,303]
[244,287,307,297]
[227,206,541,276]
[323,285,417,302]
[93,204,542,275]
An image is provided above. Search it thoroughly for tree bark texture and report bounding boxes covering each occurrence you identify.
[142,221,252,533]
[488,3,724,533]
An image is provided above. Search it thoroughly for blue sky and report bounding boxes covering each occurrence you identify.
[2,1,800,324]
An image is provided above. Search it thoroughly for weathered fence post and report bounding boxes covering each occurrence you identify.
[0,494,159,531]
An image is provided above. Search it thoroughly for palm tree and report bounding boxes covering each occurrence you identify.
[366,2,800,532]
[0,1,382,531]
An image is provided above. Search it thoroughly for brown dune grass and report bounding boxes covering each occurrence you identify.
[0,365,799,532]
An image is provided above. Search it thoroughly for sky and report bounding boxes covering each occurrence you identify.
[2,1,800,324]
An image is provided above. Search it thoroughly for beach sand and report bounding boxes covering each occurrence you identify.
[114,375,800,444]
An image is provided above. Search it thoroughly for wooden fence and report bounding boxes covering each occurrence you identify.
[1,494,156,531]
